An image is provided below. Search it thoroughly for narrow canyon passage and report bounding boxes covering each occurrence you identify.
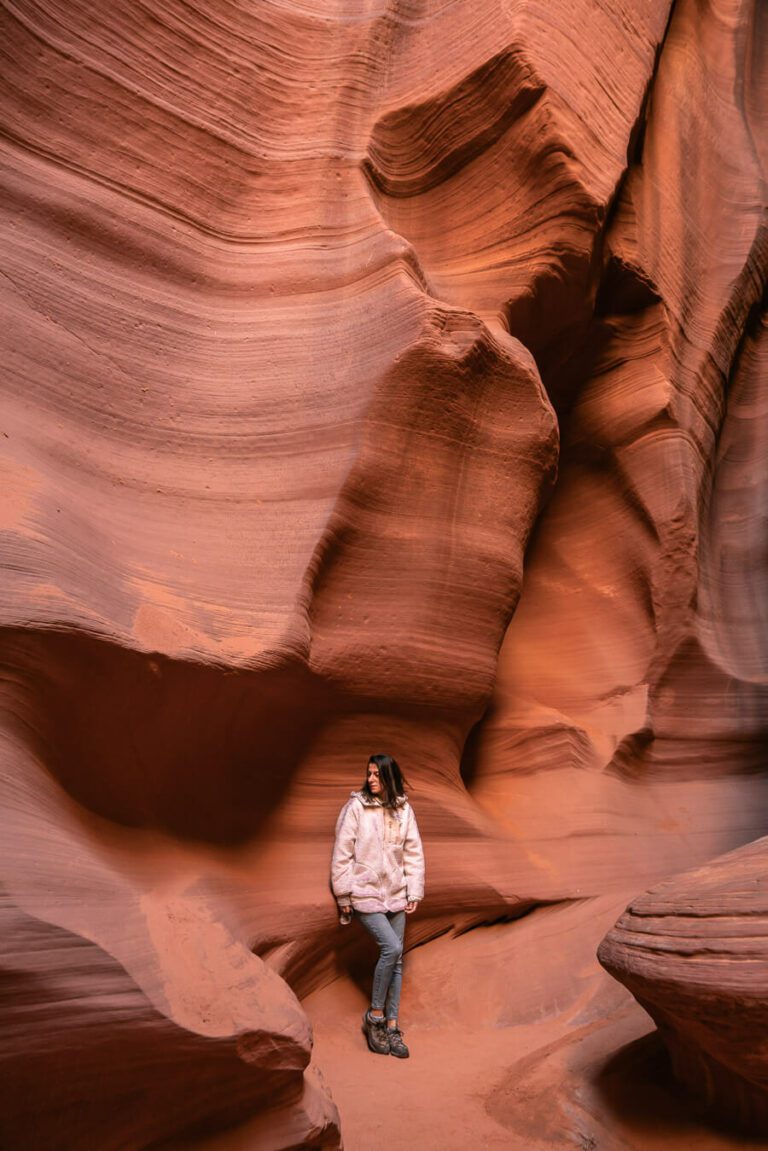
[1,0,766,1147]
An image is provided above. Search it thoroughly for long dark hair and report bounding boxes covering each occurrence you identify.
[363,754,407,808]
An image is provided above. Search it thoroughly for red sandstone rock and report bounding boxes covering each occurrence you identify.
[0,893,339,1150]
[0,0,766,1146]
[598,837,768,1136]
[466,0,767,862]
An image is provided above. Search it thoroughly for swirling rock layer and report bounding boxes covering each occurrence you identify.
[0,892,339,1151]
[598,838,768,1135]
[0,0,766,1146]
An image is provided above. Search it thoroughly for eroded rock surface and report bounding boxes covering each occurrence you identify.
[0,0,766,1146]
[599,838,768,1136]
[0,891,339,1151]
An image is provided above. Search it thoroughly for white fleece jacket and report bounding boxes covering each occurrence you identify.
[331,791,425,913]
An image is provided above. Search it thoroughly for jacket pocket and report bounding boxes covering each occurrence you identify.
[351,863,379,895]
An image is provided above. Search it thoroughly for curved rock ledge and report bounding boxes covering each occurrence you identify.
[598,837,768,1135]
[0,892,340,1151]
[0,0,766,1146]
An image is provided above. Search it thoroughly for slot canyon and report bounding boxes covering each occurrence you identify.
[0,1,766,1148]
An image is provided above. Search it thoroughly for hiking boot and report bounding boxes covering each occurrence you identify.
[387,1026,410,1059]
[362,1010,390,1055]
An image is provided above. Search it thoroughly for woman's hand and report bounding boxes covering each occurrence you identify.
[405,900,418,914]
[339,902,352,915]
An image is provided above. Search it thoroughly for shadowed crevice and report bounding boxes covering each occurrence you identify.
[1,627,332,845]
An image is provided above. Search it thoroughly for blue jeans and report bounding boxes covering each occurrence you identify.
[357,910,406,1021]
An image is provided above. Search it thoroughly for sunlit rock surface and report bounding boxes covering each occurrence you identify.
[0,891,339,1151]
[0,0,766,1146]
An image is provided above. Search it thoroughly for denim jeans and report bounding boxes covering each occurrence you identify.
[357,910,406,1021]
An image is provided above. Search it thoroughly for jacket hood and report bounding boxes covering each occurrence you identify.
[350,790,407,808]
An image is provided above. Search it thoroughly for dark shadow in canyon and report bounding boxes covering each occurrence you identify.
[592,1032,766,1147]
[1,627,333,845]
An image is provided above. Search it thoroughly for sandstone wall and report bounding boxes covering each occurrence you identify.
[1,0,765,1146]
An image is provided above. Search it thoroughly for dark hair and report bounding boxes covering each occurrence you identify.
[363,754,407,808]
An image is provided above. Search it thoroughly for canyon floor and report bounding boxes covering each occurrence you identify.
[305,897,764,1151]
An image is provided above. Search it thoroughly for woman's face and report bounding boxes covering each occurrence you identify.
[367,762,382,795]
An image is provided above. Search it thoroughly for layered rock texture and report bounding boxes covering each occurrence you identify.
[0,0,765,1147]
[599,838,768,1137]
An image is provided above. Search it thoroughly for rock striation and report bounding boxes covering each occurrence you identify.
[0,0,766,1146]
[0,891,339,1151]
[598,838,768,1136]
[464,0,768,886]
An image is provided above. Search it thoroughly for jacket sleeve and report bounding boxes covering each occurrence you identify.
[330,799,360,899]
[403,805,425,902]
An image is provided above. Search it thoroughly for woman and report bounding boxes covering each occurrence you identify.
[331,754,425,1058]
